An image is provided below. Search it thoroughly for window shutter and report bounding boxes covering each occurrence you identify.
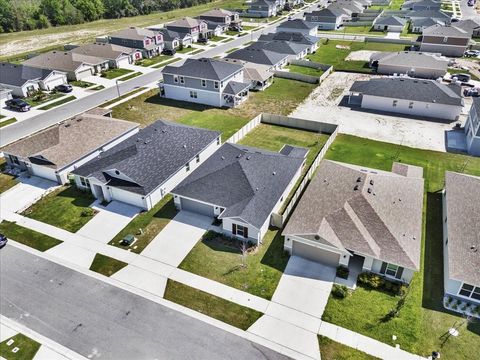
[232,223,237,235]
[380,262,387,274]
[244,227,249,239]
[395,267,404,280]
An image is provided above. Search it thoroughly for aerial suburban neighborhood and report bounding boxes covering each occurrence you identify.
[1,0,480,359]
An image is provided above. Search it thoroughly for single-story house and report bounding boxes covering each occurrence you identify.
[454,19,480,38]
[334,0,365,14]
[0,88,13,107]
[305,8,349,30]
[2,113,138,184]
[248,40,310,60]
[72,121,221,210]
[420,24,471,57]
[152,28,193,50]
[226,47,289,70]
[248,0,277,18]
[0,62,67,97]
[109,27,164,58]
[405,9,451,23]
[402,0,441,11]
[443,172,480,305]
[221,58,273,91]
[348,77,463,121]
[276,19,318,36]
[410,17,444,33]
[70,43,142,68]
[23,51,109,81]
[465,98,480,156]
[166,17,208,42]
[172,143,308,244]
[370,51,449,79]
[257,31,320,53]
[373,15,407,32]
[283,160,424,284]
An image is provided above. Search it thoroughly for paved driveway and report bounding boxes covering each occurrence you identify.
[270,256,336,318]
[76,201,140,243]
[0,176,57,214]
[140,210,211,267]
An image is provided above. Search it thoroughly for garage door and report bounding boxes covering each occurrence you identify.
[116,56,131,68]
[180,197,215,217]
[30,164,58,182]
[76,68,93,80]
[110,187,146,209]
[292,241,340,267]
[44,76,67,91]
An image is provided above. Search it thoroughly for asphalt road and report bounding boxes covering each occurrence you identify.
[0,2,321,147]
[0,245,290,360]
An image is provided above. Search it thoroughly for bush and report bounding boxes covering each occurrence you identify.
[336,266,349,279]
[358,272,385,289]
[472,306,479,315]
[81,208,95,217]
[331,284,348,299]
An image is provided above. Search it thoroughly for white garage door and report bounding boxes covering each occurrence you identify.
[30,164,58,182]
[110,187,146,209]
[76,68,93,80]
[116,56,131,68]
[180,197,215,217]
[292,241,340,267]
[44,76,66,90]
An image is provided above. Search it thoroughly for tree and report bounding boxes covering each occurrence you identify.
[0,0,15,32]
[73,0,104,21]
[40,0,65,26]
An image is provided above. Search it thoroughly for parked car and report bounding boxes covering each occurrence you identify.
[162,48,176,56]
[5,99,31,112]
[453,73,471,83]
[228,24,243,32]
[197,37,209,44]
[55,84,73,93]
[468,0,475,6]
[464,50,480,57]
[0,234,7,249]
[463,88,480,97]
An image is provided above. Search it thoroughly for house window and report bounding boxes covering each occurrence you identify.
[443,36,448,43]
[214,81,219,89]
[409,102,414,109]
[196,154,200,163]
[179,76,185,84]
[221,81,224,87]
[217,137,220,145]
[80,177,90,188]
[385,263,399,277]
[234,224,248,238]
[9,155,20,165]
[201,79,207,87]
[392,100,398,107]
[174,75,179,83]
[459,284,480,300]
[190,91,197,98]
[186,162,190,171]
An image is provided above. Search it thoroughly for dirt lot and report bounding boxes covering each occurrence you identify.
[345,50,379,62]
[290,72,467,152]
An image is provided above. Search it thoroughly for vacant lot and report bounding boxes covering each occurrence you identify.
[322,134,480,359]
[111,78,317,140]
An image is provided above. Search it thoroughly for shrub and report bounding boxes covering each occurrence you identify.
[358,272,385,289]
[472,306,479,315]
[331,284,348,299]
[336,266,349,279]
[461,304,468,312]
[452,303,458,310]
[80,208,95,217]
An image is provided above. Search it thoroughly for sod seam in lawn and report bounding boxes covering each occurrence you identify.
[164,279,263,330]
[0,333,41,360]
[0,221,62,252]
[89,253,128,277]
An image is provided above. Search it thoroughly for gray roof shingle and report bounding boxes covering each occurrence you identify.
[375,16,407,26]
[277,19,317,30]
[257,32,320,45]
[73,121,220,195]
[173,143,307,228]
[162,58,243,81]
[370,51,449,71]
[423,24,470,37]
[249,40,310,55]
[0,62,63,87]
[226,47,289,66]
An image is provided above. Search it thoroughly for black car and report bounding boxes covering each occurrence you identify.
[198,37,209,44]
[6,98,31,112]
[55,84,73,93]
[228,25,243,32]
[0,234,7,249]
[162,48,176,56]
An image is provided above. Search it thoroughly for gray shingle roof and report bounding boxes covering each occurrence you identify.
[162,58,243,81]
[0,62,62,87]
[173,143,307,228]
[200,8,235,17]
[249,40,310,55]
[226,47,289,66]
[73,121,220,195]
[23,51,107,72]
[167,17,204,29]
[277,19,317,30]
[471,98,480,136]
[349,78,463,106]
[445,172,480,286]
[223,81,250,95]
[375,16,407,26]
[110,27,156,41]
[406,9,451,20]
[423,24,470,37]
[370,51,449,71]
[283,160,424,270]
[155,28,181,41]
[411,18,443,28]
[258,32,320,45]
[309,8,345,18]
[70,43,134,60]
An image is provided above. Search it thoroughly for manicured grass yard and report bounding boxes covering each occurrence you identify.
[0,221,62,251]
[25,92,64,107]
[38,95,76,110]
[286,64,324,77]
[89,253,127,276]
[70,80,95,88]
[102,87,147,107]
[321,134,480,359]
[101,68,133,79]
[22,186,96,233]
[0,118,17,128]
[0,159,17,193]
[209,35,227,42]
[308,40,407,73]
[111,78,317,141]
[118,72,142,81]
[179,229,289,300]
[137,55,172,67]
[0,333,41,360]
[333,25,375,35]
[109,195,177,253]
[164,280,263,330]
[318,336,377,360]
[176,46,196,54]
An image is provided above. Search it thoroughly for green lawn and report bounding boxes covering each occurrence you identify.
[321,134,480,359]
[179,229,289,300]
[89,253,128,276]
[38,95,76,110]
[102,87,147,107]
[333,25,375,35]
[209,35,227,42]
[22,186,96,233]
[111,78,317,141]
[308,40,407,72]
[0,159,18,194]
[137,55,172,67]
[0,118,17,128]
[24,92,64,107]
[0,333,41,360]
[109,195,177,253]
[70,80,95,88]
[449,68,480,81]
[318,336,378,360]
[286,64,324,77]
[152,58,181,69]
[90,85,105,91]
[0,221,62,251]
[118,72,142,81]
[176,46,196,54]
[164,280,263,330]
[101,68,133,79]
[226,47,239,53]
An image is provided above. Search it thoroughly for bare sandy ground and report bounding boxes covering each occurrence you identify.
[345,50,379,62]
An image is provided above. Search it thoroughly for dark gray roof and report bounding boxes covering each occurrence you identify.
[223,81,250,95]
[454,19,480,33]
[162,58,243,81]
[308,8,345,18]
[445,172,480,286]
[411,18,443,27]
[249,40,310,55]
[423,24,470,37]
[258,32,320,45]
[0,62,62,87]
[73,121,220,195]
[370,51,449,71]
[283,160,424,270]
[226,47,288,66]
[173,143,306,228]
[406,9,451,20]
[472,98,480,136]
[375,16,407,26]
[155,28,181,41]
[350,78,463,106]
[279,145,309,158]
[277,19,317,30]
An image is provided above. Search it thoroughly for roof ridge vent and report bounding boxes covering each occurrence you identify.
[354,185,359,191]
[272,171,276,175]
[367,188,372,194]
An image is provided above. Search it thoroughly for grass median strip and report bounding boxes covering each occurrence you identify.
[0,333,41,360]
[318,336,378,360]
[164,279,263,330]
[152,58,180,69]
[101,68,133,79]
[118,72,142,82]
[0,118,17,128]
[38,95,76,110]
[70,80,95,88]
[0,221,62,251]
[89,253,128,277]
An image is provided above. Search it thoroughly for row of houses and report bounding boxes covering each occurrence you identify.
[159,19,320,108]
[247,0,304,18]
